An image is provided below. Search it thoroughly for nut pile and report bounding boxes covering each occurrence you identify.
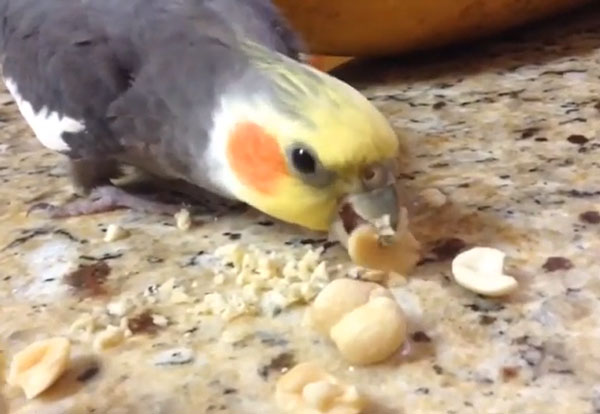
[3,183,524,410]
[194,244,333,320]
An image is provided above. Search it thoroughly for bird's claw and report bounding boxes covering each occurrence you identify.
[27,202,61,218]
[25,185,185,218]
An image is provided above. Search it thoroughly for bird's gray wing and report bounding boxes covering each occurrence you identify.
[105,1,250,182]
[0,0,301,172]
[0,0,139,159]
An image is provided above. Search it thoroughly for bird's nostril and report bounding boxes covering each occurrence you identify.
[361,165,386,189]
[362,167,376,181]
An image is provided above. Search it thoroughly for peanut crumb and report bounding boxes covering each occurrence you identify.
[175,209,192,231]
[151,314,169,327]
[104,224,130,242]
[93,326,125,352]
[197,244,333,321]
[106,298,133,317]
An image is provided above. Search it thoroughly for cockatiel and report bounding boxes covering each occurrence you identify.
[0,0,403,234]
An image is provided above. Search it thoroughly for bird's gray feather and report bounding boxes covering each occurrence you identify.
[0,0,302,183]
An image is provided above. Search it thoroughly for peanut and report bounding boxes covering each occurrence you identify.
[104,224,129,242]
[175,209,192,231]
[7,337,71,399]
[308,279,407,365]
[330,296,407,365]
[451,247,518,297]
[93,326,125,352]
[307,278,391,334]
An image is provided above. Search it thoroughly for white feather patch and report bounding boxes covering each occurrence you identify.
[4,77,86,152]
[204,96,245,198]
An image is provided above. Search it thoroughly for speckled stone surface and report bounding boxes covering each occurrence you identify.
[2,4,600,414]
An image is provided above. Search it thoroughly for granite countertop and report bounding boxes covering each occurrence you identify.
[2,4,600,414]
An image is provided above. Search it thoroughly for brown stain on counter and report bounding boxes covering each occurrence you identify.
[64,262,111,297]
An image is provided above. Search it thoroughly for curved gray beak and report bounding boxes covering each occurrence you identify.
[337,184,400,239]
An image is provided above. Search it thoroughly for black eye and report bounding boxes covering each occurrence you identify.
[291,147,317,174]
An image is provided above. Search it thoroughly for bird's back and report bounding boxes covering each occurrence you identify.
[0,0,301,71]
[0,0,301,172]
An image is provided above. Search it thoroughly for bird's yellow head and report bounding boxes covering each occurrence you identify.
[210,41,403,233]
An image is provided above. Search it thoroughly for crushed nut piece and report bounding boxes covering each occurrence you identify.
[69,314,97,336]
[198,245,332,320]
[93,326,125,352]
[170,287,191,304]
[372,214,396,239]
[151,314,169,327]
[106,298,134,317]
[214,243,246,270]
[297,248,323,276]
[7,337,71,399]
[119,317,133,337]
[213,274,226,285]
[451,247,518,297]
[261,290,288,316]
[158,278,175,298]
[276,362,365,414]
[104,224,130,242]
[175,209,192,231]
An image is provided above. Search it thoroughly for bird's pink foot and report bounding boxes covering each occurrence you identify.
[28,185,184,218]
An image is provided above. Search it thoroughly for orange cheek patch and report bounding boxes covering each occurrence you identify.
[226,121,288,194]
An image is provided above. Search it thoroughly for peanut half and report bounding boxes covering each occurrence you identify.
[7,337,71,399]
[275,361,365,414]
[451,247,518,297]
[347,224,421,276]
